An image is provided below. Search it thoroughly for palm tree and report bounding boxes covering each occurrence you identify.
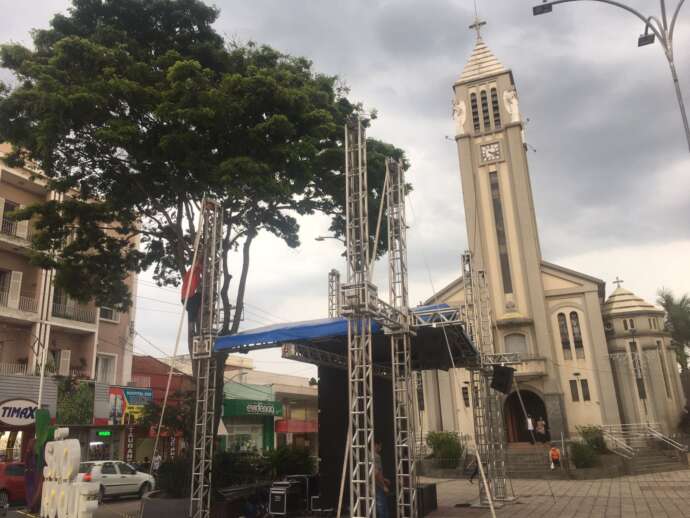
[657,288,690,409]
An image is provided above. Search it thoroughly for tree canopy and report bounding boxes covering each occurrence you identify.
[657,288,690,372]
[0,0,406,337]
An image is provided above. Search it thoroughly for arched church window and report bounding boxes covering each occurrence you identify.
[623,319,628,331]
[470,93,480,132]
[504,333,528,356]
[570,311,585,359]
[558,313,572,360]
[480,90,491,130]
[491,88,501,128]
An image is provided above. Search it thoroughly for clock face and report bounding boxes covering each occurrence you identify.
[480,142,501,162]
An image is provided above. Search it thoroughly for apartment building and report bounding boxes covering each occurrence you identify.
[0,143,135,389]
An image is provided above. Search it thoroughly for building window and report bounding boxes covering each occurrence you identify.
[558,313,572,360]
[570,311,585,359]
[95,354,116,385]
[657,340,672,398]
[623,319,628,331]
[628,318,635,329]
[569,379,579,402]
[470,93,480,132]
[580,379,591,401]
[99,307,119,322]
[462,386,470,408]
[629,342,646,400]
[504,333,528,356]
[480,90,491,130]
[489,172,513,294]
[490,88,501,129]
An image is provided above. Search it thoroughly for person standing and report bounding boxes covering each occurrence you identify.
[151,452,162,477]
[536,417,547,443]
[526,415,535,444]
[374,440,391,518]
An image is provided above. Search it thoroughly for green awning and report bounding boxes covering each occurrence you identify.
[223,399,283,417]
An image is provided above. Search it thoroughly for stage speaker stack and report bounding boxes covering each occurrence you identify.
[490,365,515,394]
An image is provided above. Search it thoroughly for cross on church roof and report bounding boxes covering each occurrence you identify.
[469,17,487,39]
[613,276,624,288]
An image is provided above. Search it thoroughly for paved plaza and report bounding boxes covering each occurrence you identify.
[427,469,690,517]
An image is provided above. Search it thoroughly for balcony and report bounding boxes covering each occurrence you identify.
[0,290,38,315]
[514,356,547,380]
[0,362,85,378]
[52,302,96,324]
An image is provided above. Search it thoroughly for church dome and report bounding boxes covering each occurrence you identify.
[602,287,663,316]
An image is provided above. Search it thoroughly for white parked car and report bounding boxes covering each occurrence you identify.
[78,461,155,503]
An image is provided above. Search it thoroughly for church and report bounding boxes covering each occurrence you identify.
[419,32,686,444]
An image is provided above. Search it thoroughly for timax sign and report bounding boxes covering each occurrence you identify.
[0,399,38,427]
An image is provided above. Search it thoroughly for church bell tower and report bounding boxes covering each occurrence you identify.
[453,25,565,431]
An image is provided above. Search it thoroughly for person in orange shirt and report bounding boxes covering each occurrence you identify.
[549,445,561,469]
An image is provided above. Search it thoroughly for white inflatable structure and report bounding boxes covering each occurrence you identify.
[41,428,99,518]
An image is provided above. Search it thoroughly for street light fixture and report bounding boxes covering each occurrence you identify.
[532,0,690,152]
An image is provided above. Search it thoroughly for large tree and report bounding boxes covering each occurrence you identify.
[657,288,690,408]
[0,0,405,428]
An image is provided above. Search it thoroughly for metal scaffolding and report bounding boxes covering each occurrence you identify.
[341,116,378,518]
[462,251,509,505]
[386,158,417,518]
[189,199,223,518]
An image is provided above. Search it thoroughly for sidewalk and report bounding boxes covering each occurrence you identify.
[426,468,690,517]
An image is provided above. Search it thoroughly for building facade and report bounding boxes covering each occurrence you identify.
[0,143,136,387]
[420,35,686,444]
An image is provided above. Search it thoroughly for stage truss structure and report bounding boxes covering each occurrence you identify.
[189,199,224,518]
[462,251,514,505]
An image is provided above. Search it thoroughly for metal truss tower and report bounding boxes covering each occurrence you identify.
[386,158,417,518]
[189,199,223,518]
[341,116,377,518]
[462,251,508,504]
[328,269,341,318]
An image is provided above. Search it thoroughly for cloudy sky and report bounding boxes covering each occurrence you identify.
[2,0,689,377]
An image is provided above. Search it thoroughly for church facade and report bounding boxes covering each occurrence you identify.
[419,37,685,444]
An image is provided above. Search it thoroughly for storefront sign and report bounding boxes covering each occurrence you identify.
[109,387,153,425]
[126,426,135,463]
[97,430,112,437]
[223,399,283,417]
[0,399,38,427]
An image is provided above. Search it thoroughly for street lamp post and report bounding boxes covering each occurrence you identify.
[533,0,690,152]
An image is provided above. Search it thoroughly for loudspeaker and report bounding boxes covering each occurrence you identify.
[491,365,515,394]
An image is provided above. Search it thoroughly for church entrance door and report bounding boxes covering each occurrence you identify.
[504,390,548,443]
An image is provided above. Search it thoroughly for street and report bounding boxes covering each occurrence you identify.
[6,497,141,518]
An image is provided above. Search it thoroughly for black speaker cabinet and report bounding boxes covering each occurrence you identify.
[491,365,515,394]
[417,483,438,516]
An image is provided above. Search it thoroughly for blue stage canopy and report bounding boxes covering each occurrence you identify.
[214,303,451,353]
[214,317,382,352]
